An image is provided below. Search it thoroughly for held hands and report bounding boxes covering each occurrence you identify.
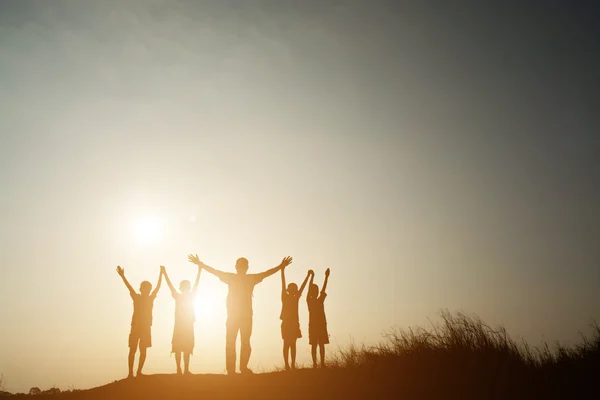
[160,265,166,274]
[116,266,125,277]
[308,269,315,276]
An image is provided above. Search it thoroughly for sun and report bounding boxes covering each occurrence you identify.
[132,215,163,244]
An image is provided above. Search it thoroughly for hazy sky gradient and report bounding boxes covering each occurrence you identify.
[1,0,599,393]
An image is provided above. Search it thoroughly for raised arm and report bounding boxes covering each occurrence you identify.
[151,267,163,298]
[321,268,330,294]
[192,265,202,295]
[188,254,228,281]
[298,270,312,296]
[280,266,287,301]
[116,266,136,298]
[308,269,315,289]
[256,256,293,281]
[162,266,177,297]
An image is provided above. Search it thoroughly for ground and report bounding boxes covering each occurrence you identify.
[4,368,583,400]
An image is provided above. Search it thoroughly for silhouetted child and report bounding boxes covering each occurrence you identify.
[280,267,311,370]
[307,268,330,368]
[116,265,162,378]
[162,264,202,375]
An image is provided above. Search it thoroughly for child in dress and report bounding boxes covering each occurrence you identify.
[162,264,202,374]
[307,268,330,368]
[280,267,311,370]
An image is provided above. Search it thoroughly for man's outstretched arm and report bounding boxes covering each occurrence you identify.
[255,256,293,281]
[188,254,228,281]
[116,266,136,298]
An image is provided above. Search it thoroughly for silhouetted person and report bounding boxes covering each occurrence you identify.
[188,254,293,375]
[307,268,330,368]
[116,265,162,378]
[280,267,311,370]
[162,265,202,375]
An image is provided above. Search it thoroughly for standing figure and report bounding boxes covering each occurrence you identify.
[280,267,311,370]
[188,254,293,375]
[116,265,162,378]
[307,268,330,368]
[162,264,202,375]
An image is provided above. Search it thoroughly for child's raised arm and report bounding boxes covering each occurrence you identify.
[192,264,202,295]
[116,266,136,298]
[281,265,287,301]
[151,267,163,298]
[321,268,330,295]
[298,270,312,296]
[162,267,178,297]
[306,269,315,302]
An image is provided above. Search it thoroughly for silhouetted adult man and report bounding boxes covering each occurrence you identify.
[188,254,293,375]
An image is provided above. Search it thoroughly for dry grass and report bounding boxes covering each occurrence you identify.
[328,309,599,397]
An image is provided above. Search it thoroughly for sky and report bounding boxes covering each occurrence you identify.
[1,0,599,393]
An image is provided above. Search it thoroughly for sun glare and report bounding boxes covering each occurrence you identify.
[195,285,220,320]
[132,216,163,244]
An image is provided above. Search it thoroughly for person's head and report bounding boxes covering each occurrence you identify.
[235,257,249,275]
[287,283,299,296]
[140,281,152,296]
[308,283,319,299]
[179,280,191,293]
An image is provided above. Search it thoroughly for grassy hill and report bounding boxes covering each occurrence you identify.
[2,311,597,399]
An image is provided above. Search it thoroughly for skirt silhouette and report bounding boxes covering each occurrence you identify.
[281,320,302,340]
[172,321,194,354]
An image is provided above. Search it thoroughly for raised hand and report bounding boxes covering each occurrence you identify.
[160,265,166,274]
[188,254,203,266]
[117,265,135,296]
[279,256,293,268]
[308,269,314,276]
[325,268,330,277]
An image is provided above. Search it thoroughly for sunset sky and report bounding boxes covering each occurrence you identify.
[1,0,599,393]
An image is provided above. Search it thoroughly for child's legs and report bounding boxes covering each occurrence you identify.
[175,351,182,373]
[183,352,191,372]
[128,346,137,375]
[283,339,290,367]
[311,344,317,367]
[137,347,147,374]
[290,339,297,368]
[128,332,139,375]
[319,343,326,367]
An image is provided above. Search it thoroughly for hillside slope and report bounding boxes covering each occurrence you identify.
[4,367,590,400]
